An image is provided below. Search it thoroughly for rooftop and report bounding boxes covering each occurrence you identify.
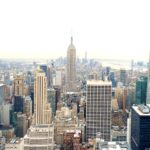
[98,141,131,150]
[87,80,112,86]
[132,105,150,116]
[8,138,22,144]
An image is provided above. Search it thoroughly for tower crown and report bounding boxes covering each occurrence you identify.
[68,36,76,50]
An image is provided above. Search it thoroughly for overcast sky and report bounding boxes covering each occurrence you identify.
[0,0,150,61]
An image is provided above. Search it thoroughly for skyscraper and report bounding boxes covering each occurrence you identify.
[120,69,127,86]
[131,105,150,150]
[86,80,112,141]
[14,74,24,113]
[135,76,147,105]
[14,74,24,96]
[146,52,150,105]
[66,37,76,92]
[34,69,52,125]
[23,70,54,150]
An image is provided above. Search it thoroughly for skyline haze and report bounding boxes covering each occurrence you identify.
[0,0,150,61]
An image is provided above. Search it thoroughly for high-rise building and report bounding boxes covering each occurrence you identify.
[14,74,24,96]
[135,76,147,105]
[23,96,32,118]
[66,37,76,92]
[146,52,150,105]
[86,80,112,141]
[131,105,150,150]
[0,84,5,105]
[34,69,52,125]
[14,96,24,113]
[23,70,54,150]
[47,88,56,115]
[14,74,25,113]
[108,71,116,87]
[120,69,126,86]
[16,113,28,137]
[0,103,12,126]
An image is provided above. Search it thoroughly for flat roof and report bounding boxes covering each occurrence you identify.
[132,106,150,116]
[87,80,112,86]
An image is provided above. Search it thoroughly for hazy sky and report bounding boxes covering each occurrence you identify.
[0,0,150,61]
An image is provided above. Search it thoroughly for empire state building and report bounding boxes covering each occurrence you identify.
[66,37,77,92]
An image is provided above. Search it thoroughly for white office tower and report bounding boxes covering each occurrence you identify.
[86,80,112,141]
[66,37,76,92]
[147,52,150,105]
[34,69,52,125]
[24,124,54,150]
[23,70,54,150]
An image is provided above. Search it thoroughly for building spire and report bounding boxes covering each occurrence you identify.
[71,36,73,45]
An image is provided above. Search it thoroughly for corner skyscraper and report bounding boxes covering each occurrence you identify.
[86,80,112,141]
[146,52,150,105]
[34,69,52,125]
[66,37,76,92]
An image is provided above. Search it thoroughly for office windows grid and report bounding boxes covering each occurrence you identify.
[86,82,112,141]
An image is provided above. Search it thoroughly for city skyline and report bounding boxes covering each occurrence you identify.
[0,0,150,61]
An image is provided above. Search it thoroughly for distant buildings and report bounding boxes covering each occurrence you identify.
[86,80,112,141]
[66,37,76,92]
[131,105,150,150]
[120,69,126,86]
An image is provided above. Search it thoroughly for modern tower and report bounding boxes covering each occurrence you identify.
[146,52,150,105]
[86,80,112,141]
[131,105,150,150]
[135,76,147,105]
[66,37,76,92]
[34,69,52,125]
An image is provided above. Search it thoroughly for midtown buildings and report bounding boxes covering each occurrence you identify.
[86,80,112,141]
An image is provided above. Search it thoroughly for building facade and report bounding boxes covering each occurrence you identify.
[86,80,112,141]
